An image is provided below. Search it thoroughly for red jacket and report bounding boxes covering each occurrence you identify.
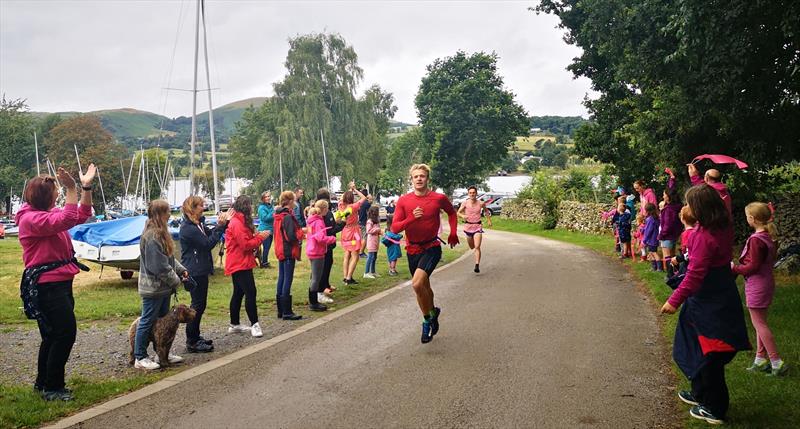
[224,211,262,275]
[274,207,304,261]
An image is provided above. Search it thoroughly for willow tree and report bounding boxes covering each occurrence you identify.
[230,33,396,194]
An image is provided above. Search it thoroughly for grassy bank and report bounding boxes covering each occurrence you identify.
[0,237,466,428]
[489,217,799,428]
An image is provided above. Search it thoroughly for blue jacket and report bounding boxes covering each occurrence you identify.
[257,203,274,232]
[179,215,226,277]
[643,216,659,247]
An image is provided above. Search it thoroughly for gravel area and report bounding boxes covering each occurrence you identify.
[0,315,307,387]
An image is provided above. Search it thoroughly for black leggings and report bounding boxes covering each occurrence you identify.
[36,280,77,391]
[691,351,736,418]
[322,247,335,289]
[186,275,209,343]
[230,270,258,325]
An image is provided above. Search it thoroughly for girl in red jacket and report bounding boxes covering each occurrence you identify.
[225,195,270,338]
[273,191,305,320]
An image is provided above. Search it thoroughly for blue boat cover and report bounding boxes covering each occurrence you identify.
[70,216,180,247]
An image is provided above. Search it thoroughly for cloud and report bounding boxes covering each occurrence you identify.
[1,0,593,123]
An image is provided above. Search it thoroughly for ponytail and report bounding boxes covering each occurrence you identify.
[745,202,779,243]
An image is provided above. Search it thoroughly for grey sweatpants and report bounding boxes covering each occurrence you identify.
[309,258,326,293]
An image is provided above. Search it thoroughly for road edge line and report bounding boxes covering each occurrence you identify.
[45,249,473,429]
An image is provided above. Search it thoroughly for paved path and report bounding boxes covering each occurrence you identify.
[59,230,677,428]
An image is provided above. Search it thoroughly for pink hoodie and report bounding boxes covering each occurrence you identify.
[305,214,336,259]
[16,202,93,284]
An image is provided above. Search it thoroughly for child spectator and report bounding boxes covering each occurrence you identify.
[364,206,381,279]
[643,203,661,271]
[634,213,647,262]
[659,187,684,270]
[666,206,696,289]
[274,191,305,321]
[613,203,632,259]
[383,228,403,276]
[732,202,787,376]
[306,200,337,311]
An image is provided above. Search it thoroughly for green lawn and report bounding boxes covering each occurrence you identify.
[514,135,555,151]
[489,217,800,428]
[0,236,466,428]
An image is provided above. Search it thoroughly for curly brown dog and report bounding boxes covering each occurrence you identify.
[128,304,196,367]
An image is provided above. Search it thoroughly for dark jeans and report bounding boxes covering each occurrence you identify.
[134,294,171,360]
[260,234,273,266]
[230,270,258,325]
[276,259,296,297]
[691,352,736,418]
[186,275,209,344]
[322,247,334,289]
[35,280,76,391]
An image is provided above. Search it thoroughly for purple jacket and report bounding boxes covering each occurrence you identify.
[643,216,659,247]
[658,203,683,241]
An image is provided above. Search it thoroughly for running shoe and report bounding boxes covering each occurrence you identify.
[767,361,789,377]
[746,360,771,373]
[678,390,699,406]
[430,307,441,336]
[421,320,432,344]
[474,264,480,273]
[689,405,724,425]
[41,388,74,402]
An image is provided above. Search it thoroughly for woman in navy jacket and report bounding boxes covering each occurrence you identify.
[179,196,229,353]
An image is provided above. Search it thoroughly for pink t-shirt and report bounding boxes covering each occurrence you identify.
[462,199,485,233]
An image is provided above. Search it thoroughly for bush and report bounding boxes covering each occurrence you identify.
[517,172,563,229]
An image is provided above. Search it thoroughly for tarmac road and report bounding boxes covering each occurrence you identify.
[63,230,677,428]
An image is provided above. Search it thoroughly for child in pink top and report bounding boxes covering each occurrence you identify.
[363,206,381,278]
[732,202,786,376]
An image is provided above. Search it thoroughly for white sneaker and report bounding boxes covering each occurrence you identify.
[251,322,263,337]
[228,324,250,333]
[134,357,160,370]
[153,354,184,364]
[363,273,375,279]
[372,272,381,278]
[318,293,333,304]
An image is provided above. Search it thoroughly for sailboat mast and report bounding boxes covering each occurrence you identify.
[188,0,201,194]
[33,131,41,176]
[200,0,220,213]
[320,129,330,189]
[279,135,284,191]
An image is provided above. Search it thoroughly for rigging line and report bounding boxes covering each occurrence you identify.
[203,0,225,110]
[157,0,189,146]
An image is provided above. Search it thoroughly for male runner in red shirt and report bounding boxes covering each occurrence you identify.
[391,164,459,343]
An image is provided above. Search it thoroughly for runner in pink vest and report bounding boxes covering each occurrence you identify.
[457,186,492,273]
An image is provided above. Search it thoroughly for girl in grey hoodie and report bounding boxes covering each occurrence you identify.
[133,200,188,370]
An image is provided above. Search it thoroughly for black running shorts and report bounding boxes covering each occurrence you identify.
[407,245,442,277]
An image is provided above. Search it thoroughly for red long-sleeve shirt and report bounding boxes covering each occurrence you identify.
[391,190,457,255]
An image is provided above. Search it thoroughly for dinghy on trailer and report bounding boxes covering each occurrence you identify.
[69,216,179,273]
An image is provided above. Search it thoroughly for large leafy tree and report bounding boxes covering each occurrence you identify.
[415,51,529,194]
[230,33,396,195]
[0,97,37,210]
[44,115,126,213]
[535,0,800,191]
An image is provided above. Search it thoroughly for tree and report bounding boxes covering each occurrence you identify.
[230,33,396,194]
[44,115,126,213]
[377,128,430,195]
[0,96,36,211]
[415,51,529,194]
[535,1,800,193]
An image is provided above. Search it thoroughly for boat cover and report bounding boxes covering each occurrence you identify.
[70,216,179,247]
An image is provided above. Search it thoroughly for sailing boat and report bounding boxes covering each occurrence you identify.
[70,0,221,274]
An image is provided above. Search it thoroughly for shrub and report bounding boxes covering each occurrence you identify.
[517,172,563,229]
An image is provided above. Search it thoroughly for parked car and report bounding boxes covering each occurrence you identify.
[485,196,510,215]
[217,194,233,211]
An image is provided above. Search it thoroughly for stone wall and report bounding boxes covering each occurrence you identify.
[500,199,547,224]
[774,194,800,274]
[555,201,614,234]
[502,199,612,234]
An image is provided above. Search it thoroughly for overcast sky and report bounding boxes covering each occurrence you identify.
[1,0,593,124]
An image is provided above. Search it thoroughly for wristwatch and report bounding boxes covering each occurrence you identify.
[81,185,93,191]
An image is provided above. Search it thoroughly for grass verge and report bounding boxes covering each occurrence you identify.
[489,217,799,428]
[0,237,466,428]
